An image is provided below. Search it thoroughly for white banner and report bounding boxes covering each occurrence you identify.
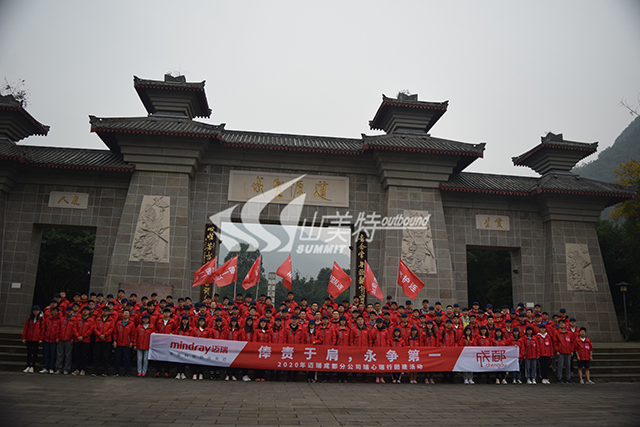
[149,334,247,367]
[452,346,520,372]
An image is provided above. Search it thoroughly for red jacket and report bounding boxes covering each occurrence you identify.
[42,316,59,343]
[522,335,539,359]
[135,324,154,350]
[423,332,440,347]
[191,328,209,338]
[389,336,405,347]
[57,316,76,341]
[284,324,301,344]
[351,325,369,347]
[296,327,316,345]
[113,319,136,347]
[227,328,243,341]
[536,333,554,357]
[473,335,494,347]
[441,328,459,347]
[253,329,273,343]
[315,325,335,346]
[209,327,227,340]
[174,327,192,337]
[407,335,423,347]
[155,319,175,335]
[334,327,351,346]
[369,327,389,347]
[73,316,95,343]
[272,326,287,344]
[574,338,593,361]
[22,317,44,341]
[94,316,114,342]
[555,329,574,354]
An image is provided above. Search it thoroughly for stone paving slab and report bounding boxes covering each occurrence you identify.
[1,372,639,426]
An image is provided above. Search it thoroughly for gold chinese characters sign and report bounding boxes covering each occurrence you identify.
[228,170,349,208]
[48,192,89,209]
[475,214,510,231]
[355,231,367,304]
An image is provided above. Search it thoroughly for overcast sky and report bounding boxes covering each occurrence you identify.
[1,0,639,178]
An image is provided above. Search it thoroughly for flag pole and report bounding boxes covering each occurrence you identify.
[233,281,237,300]
[394,260,399,302]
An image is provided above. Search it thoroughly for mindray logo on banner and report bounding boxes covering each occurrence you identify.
[170,340,229,355]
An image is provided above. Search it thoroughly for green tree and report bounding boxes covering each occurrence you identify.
[466,248,513,309]
[33,227,96,308]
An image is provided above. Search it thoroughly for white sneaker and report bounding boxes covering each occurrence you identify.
[512,379,516,384]
[49,369,54,374]
[464,379,469,384]
[199,374,203,380]
[586,380,594,385]
[580,379,585,384]
[501,379,507,384]
[39,368,48,374]
[176,374,181,379]
[231,376,237,381]
[71,370,79,376]
[23,367,30,373]
[225,375,230,381]
[242,375,251,382]
[181,373,186,380]
[495,379,500,384]
[532,379,536,384]
[469,380,475,384]
[526,379,532,384]
[192,374,197,380]
[79,370,85,376]
[517,379,522,384]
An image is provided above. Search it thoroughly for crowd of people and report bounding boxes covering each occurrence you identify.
[21,289,594,384]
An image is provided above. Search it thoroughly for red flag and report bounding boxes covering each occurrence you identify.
[327,262,352,299]
[192,257,217,287]
[397,259,424,300]
[276,254,293,290]
[212,255,238,288]
[364,261,384,301]
[242,255,261,290]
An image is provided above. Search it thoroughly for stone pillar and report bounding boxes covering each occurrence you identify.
[105,171,192,297]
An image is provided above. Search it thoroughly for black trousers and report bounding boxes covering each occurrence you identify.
[539,356,551,379]
[114,346,131,375]
[26,341,39,367]
[74,342,90,371]
[94,341,112,375]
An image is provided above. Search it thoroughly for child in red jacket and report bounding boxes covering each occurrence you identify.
[22,305,43,373]
[575,327,594,384]
[523,326,539,384]
[42,306,60,374]
[135,313,154,377]
[112,310,136,377]
[389,328,405,384]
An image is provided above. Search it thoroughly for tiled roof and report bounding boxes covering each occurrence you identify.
[0,141,133,172]
[133,76,205,91]
[218,130,363,154]
[512,136,598,166]
[441,172,636,200]
[89,116,224,138]
[369,95,448,132]
[0,95,50,137]
[133,76,211,119]
[362,134,484,157]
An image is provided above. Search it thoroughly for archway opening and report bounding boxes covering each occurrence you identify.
[466,247,513,309]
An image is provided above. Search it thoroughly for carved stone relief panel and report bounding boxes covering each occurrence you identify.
[129,195,171,263]
[401,209,437,274]
[565,243,597,291]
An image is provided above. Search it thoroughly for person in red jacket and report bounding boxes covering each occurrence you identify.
[460,326,475,384]
[575,327,594,384]
[191,317,209,380]
[536,323,554,384]
[224,317,242,381]
[135,313,154,377]
[441,319,459,383]
[22,305,43,373]
[522,326,539,384]
[350,315,369,383]
[302,320,318,383]
[334,316,351,383]
[172,316,192,379]
[555,320,575,383]
[112,310,136,377]
[493,328,509,384]
[407,326,422,384]
[72,306,95,376]
[239,317,255,381]
[253,318,272,381]
[42,306,60,374]
[389,328,405,383]
[55,306,76,374]
[93,306,114,377]
[369,318,388,383]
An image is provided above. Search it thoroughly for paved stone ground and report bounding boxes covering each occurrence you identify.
[1,372,639,427]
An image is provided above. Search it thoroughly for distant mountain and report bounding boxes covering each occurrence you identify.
[573,115,640,183]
